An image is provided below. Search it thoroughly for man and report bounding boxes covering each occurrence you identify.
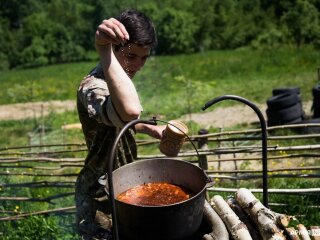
[75,9,165,239]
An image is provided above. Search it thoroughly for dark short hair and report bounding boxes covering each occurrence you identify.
[115,9,157,51]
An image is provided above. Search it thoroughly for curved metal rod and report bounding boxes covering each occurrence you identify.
[202,95,269,207]
[107,118,157,240]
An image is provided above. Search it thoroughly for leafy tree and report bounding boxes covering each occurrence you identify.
[156,8,199,54]
[0,0,94,68]
[0,18,12,70]
[1,0,320,69]
[281,0,320,47]
[190,0,219,51]
[203,0,238,49]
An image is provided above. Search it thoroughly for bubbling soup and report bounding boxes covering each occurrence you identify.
[117,182,194,206]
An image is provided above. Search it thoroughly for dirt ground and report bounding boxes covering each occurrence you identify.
[0,100,76,121]
[0,100,313,128]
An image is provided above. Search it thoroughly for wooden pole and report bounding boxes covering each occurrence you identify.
[211,195,253,240]
[197,128,208,170]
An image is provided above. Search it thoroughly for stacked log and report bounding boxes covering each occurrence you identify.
[203,188,319,240]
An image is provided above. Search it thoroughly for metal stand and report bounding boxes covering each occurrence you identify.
[202,95,269,207]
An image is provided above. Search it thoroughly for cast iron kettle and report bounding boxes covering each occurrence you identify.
[105,118,214,240]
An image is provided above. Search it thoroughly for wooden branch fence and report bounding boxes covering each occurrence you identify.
[0,123,319,223]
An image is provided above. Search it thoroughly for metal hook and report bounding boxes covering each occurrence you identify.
[202,95,269,208]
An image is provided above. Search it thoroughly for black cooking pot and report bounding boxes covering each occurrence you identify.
[106,119,213,240]
[113,158,213,240]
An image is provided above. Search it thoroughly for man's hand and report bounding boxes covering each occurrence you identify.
[135,123,166,139]
[95,18,130,46]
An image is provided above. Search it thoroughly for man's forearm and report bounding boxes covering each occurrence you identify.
[97,44,142,122]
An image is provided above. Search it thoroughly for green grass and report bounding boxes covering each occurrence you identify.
[0,110,83,148]
[1,47,320,119]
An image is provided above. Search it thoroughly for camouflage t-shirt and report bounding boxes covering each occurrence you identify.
[77,63,138,165]
[75,63,138,239]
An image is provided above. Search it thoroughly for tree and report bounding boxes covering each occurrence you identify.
[156,8,199,54]
[281,0,320,47]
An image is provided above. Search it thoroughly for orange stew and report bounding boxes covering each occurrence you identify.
[117,182,193,206]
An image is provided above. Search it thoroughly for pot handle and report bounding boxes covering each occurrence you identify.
[107,118,158,240]
[205,176,214,188]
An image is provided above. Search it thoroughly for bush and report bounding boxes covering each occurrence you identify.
[156,8,199,54]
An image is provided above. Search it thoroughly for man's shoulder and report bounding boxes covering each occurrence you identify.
[78,64,107,92]
[88,63,105,79]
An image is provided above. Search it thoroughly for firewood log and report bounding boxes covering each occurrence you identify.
[235,188,287,240]
[202,200,229,240]
[226,196,262,240]
[297,224,311,240]
[284,227,300,240]
[211,195,253,240]
[310,226,320,240]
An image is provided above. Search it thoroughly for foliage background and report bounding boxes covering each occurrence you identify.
[1,0,320,70]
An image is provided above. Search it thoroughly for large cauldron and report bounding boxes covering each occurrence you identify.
[106,119,213,240]
[113,158,212,240]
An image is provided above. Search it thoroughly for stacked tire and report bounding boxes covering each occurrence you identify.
[312,85,320,118]
[300,85,320,133]
[266,87,304,126]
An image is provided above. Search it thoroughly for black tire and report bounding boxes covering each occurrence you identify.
[266,93,299,110]
[312,85,320,118]
[272,87,300,96]
[312,85,320,98]
[295,118,320,134]
[268,117,302,127]
[285,117,303,124]
[266,102,303,123]
[312,99,320,118]
[267,118,282,127]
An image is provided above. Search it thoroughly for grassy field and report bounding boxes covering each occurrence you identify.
[1,47,320,118]
[1,47,320,147]
[0,48,320,239]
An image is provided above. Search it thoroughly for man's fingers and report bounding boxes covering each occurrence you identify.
[98,22,117,39]
[95,18,130,46]
[95,30,119,45]
[109,18,130,40]
[101,19,128,43]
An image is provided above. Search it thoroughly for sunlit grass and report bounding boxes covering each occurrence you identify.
[1,48,320,119]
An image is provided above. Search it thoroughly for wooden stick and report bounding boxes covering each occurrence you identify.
[206,166,320,174]
[202,200,229,240]
[211,195,253,240]
[0,148,87,156]
[205,153,320,162]
[0,181,75,188]
[0,165,83,170]
[137,144,320,159]
[297,224,311,240]
[310,226,320,240]
[226,196,262,240]
[269,203,320,209]
[235,188,287,240]
[0,143,85,151]
[0,192,74,202]
[284,227,300,240]
[208,173,320,180]
[0,172,77,177]
[185,123,320,139]
[3,163,318,173]
[0,157,84,163]
[207,187,320,195]
[205,133,320,142]
[0,206,76,221]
